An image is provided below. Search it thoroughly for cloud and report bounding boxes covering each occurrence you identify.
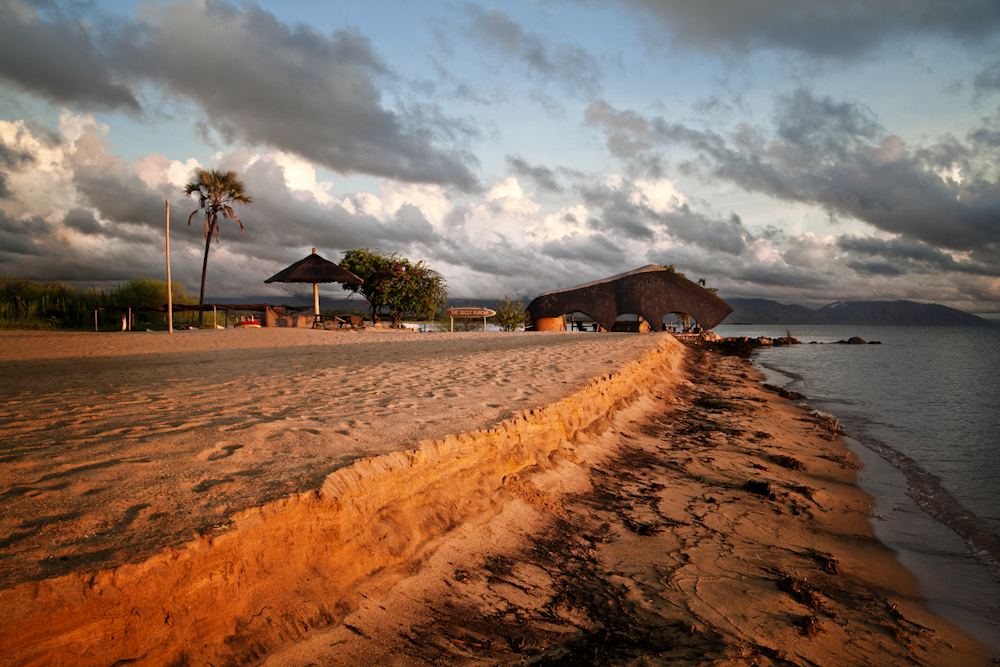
[462,5,602,98]
[578,175,748,253]
[1,113,735,301]
[973,58,1000,95]
[3,110,997,310]
[0,0,139,111]
[847,259,906,276]
[585,92,1000,266]
[506,154,563,192]
[619,0,1000,59]
[837,234,999,276]
[0,0,479,189]
[782,232,835,268]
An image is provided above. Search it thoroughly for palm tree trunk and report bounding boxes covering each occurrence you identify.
[198,231,213,325]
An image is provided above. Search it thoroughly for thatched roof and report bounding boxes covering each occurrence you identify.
[526,265,732,331]
[264,251,362,284]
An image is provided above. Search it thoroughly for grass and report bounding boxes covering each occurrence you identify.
[0,275,194,331]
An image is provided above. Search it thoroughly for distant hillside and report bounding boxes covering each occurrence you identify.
[722,298,993,327]
[724,298,829,325]
[818,300,993,326]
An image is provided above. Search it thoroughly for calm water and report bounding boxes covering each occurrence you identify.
[714,325,1000,653]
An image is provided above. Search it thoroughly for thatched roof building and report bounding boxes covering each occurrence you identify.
[263,250,361,285]
[525,265,733,331]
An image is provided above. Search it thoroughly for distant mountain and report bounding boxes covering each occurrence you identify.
[724,298,829,325]
[818,300,993,326]
[721,298,993,327]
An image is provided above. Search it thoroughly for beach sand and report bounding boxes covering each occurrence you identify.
[0,328,664,588]
[0,329,991,665]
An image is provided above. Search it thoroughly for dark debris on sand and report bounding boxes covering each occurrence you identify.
[375,346,960,667]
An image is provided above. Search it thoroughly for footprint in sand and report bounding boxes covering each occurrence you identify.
[198,442,243,462]
[192,477,235,493]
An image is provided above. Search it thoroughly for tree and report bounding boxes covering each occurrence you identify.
[184,169,252,307]
[340,249,447,327]
[490,295,529,331]
[386,261,447,328]
[339,249,395,324]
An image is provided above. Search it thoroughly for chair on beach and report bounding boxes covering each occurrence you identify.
[323,315,365,330]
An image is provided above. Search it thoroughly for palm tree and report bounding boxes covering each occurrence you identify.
[184,169,252,310]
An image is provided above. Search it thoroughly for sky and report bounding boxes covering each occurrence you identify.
[1,0,999,315]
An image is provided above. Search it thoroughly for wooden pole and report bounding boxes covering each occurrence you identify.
[166,200,173,334]
[213,305,218,328]
[312,248,320,325]
[94,309,98,332]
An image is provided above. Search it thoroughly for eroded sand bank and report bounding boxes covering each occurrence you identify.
[0,330,990,666]
[0,328,663,587]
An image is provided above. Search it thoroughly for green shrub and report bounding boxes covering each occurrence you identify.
[0,275,191,330]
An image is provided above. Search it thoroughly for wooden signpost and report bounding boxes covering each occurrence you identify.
[446,307,496,332]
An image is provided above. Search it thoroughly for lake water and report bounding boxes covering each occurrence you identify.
[714,324,1000,654]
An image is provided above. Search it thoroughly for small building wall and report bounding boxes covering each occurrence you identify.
[526,265,732,332]
[532,316,566,331]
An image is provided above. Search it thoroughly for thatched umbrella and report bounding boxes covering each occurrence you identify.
[264,248,362,323]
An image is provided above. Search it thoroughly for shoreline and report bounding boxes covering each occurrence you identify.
[265,343,991,666]
[732,323,1000,654]
[0,330,991,665]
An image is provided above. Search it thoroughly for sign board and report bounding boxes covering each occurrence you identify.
[446,307,496,332]
[446,308,496,317]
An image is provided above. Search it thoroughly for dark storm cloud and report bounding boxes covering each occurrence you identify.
[660,206,747,255]
[191,154,447,270]
[74,167,166,229]
[506,154,563,192]
[0,138,453,291]
[0,0,478,189]
[847,260,905,276]
[973,58,1000,94]
[116,2,479,189]
[0,134,36,198]
[837,235,998,276]
[579,181,654,240]
[463,5,602,98]
[620,0,1000,59]
[62,208,103,235]
[540,233,626,266]
[773,90,882,155]
[578,177,748,253]
[735,262,833,289]
[586,92,1000,265]
[0,209,49,257]
[0,0,139,110]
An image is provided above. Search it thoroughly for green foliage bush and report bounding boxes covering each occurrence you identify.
[0,275,191,330]
[490,295,529,331]
[340,249,448,327]
[104,276,192,308]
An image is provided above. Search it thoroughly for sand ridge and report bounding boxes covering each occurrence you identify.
[0,331,688,666]
[0,329,666,588]
[264,346,990,666]
[0,330,990,666]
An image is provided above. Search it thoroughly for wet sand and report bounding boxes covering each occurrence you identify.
[263,345,991,666]
[0,329,991,665]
